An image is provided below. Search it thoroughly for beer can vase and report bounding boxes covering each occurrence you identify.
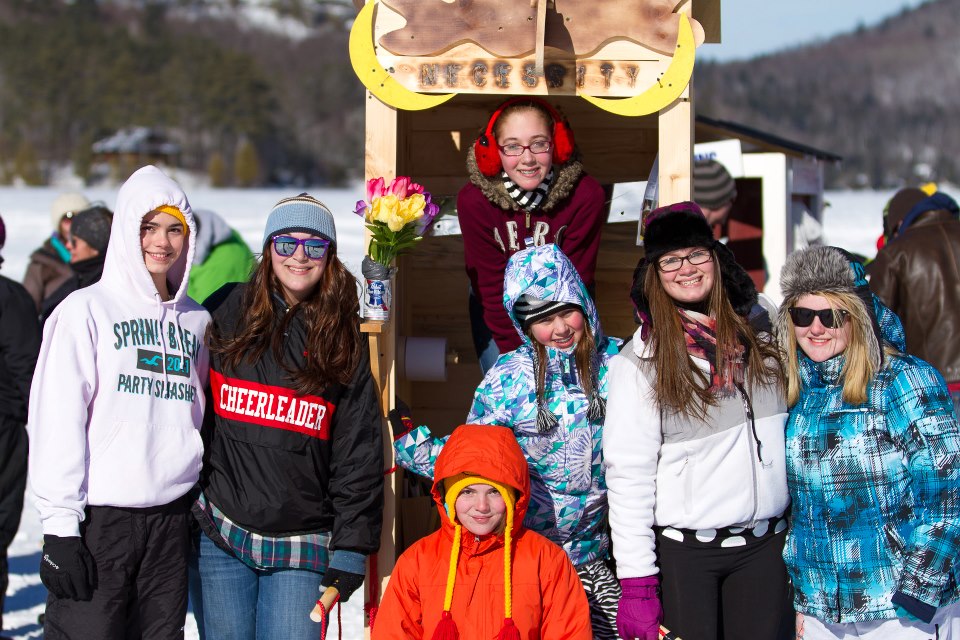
[361,255,394,321]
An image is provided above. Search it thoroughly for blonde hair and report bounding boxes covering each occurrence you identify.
[644,251,783,417]
[782,290,879,406]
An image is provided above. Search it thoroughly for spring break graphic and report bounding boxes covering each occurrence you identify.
[113,317,201,403]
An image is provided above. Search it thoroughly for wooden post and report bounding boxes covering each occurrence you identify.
[657,1,694,205]
[363,90,399,637]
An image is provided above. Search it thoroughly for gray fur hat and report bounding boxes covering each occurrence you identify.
[777,246,884,368]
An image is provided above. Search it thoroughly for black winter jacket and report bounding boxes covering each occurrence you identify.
[199,283,383,554]
[0,274,40,422]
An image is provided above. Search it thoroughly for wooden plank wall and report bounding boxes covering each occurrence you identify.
[390,98,657,554]
[394,97,658,436]
[399,95,659,199]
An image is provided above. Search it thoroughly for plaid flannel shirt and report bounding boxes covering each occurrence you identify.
[195,491,331,573]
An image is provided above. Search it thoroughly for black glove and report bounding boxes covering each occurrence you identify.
[39,535,96,601]
[388,399,415,441]
[320,567,365,603]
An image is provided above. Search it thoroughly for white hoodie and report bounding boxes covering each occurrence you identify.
[27,166,211,537]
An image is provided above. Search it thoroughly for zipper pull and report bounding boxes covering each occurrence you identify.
[525,211,531,229]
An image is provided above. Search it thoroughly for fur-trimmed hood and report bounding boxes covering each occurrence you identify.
[465,145,584,213]
[776,246,905,370]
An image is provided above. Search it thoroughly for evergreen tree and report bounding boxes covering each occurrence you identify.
[208,152,227,187]
[234,140,260,187]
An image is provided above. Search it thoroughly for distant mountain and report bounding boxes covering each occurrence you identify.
[2,0,953,189]
[695,0,960,188]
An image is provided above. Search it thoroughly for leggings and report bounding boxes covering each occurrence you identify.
[656,527,789,640]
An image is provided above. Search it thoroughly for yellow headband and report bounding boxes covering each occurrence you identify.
[441,474,517,620]
[153,205,189,235]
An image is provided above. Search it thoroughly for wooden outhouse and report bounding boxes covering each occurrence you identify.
[349,0,722,627]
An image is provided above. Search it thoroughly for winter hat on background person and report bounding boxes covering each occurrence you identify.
[69,206,113,253]
[262,193,336,250]
[512,294,581,331]
[631,201,757,322]
[893,191,960,240]
[693,159,737,209]
[50,192,91,229]
[882,187,926,241]
[777,245,885,370]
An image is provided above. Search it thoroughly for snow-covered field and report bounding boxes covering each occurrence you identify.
[0,178,918,638]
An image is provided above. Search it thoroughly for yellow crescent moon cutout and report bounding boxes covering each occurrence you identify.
[579,13,696,117]
[349,1,454,111]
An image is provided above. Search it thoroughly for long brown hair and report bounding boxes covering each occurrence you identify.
[644,251,783,417]
[211,242,361,395]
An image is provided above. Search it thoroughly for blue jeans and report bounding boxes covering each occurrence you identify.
[194,532,324,640]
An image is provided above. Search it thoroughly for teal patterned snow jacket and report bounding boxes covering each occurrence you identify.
[785,300,960,623]
[394,244,621,565]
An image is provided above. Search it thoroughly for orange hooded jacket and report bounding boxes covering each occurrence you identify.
[373,424,591,640]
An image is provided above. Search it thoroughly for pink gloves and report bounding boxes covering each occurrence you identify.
[617,576,663,640]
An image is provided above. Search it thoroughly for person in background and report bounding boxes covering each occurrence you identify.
[867,190,960,415]
[778,245,960,639]
[192,194,382,640]
[27,166,210,639]
[39,205,113,325]
[693,158,737,240]
[0,213,42,638]
[187,208,255,304]
[395,244,622,638]
[459,97,607,373]
[23,192,91,311]
[874,187,927,253]
[375,424,591,640]
[603,202,789,640]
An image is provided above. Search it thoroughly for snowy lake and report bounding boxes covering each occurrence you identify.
[0,178,910,639]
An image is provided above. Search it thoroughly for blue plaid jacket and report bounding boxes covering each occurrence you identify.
[785,302,960,623]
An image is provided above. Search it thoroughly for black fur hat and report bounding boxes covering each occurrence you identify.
[631,201,757,322]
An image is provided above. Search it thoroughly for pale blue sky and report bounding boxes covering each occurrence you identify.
[701,0,930,61]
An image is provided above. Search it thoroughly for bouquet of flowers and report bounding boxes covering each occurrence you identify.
[354,176,440,268]
[354,176,439,320]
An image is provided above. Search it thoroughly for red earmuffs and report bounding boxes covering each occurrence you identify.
[474,97,576,177]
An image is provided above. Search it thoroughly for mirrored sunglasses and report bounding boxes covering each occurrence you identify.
[789,307,849,329]
[272,235,330,260]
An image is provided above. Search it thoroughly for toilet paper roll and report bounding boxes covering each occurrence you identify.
[402,337,448,382]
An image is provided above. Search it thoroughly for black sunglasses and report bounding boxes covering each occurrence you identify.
[789,307,849,329]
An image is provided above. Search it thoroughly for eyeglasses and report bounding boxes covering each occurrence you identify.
[272,235,330,260]
[498,140,553,156]
[657,250,713,272]
[789,307,850,329]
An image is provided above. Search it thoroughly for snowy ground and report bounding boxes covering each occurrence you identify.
[0,178,928,638]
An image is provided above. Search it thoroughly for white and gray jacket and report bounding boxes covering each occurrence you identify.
[602,326,788,579]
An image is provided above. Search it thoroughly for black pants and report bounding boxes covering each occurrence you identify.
[44,497,191,640]
[0,417,28,632]
[656,527,788,640]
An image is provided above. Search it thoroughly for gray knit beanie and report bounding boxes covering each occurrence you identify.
[70,205,113,253]
[693,159,737,208]
[262,193,336,249]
